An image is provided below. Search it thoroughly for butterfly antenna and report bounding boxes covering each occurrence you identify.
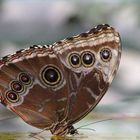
[78,127,95,131]
[76,118,112,130]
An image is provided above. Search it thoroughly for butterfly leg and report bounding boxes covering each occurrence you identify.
[29,130,45,140]
[29,132,46,140]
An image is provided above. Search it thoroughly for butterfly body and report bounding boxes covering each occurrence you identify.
[0,24,121,135]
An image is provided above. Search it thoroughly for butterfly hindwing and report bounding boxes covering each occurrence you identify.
[0,46,69,129]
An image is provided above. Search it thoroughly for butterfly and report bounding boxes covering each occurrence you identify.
[0,24,121,135]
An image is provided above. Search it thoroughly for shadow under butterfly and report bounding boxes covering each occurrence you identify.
[0,24,121,136]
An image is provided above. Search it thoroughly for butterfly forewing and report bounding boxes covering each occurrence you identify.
[53,24,121,124]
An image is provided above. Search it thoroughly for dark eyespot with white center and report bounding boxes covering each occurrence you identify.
[11,81,24,93]
[41,65,62,86]
[81,51,95,67]
[19,73,32,86]
[100,48,112,62]
[69,53,81,68]
[6,91,19,103]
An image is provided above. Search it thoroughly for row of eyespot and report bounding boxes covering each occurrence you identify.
[4,48,112,103]
[5,68,60,103]
[68,48,112,68]
[40,48,112,87]
[5,73,32,103]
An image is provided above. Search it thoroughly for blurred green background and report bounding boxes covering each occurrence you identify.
[0,0,139,138]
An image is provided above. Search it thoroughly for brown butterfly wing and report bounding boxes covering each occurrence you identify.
[0,46,69,129]
[53,24,121,125]
[0,24,121,135]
